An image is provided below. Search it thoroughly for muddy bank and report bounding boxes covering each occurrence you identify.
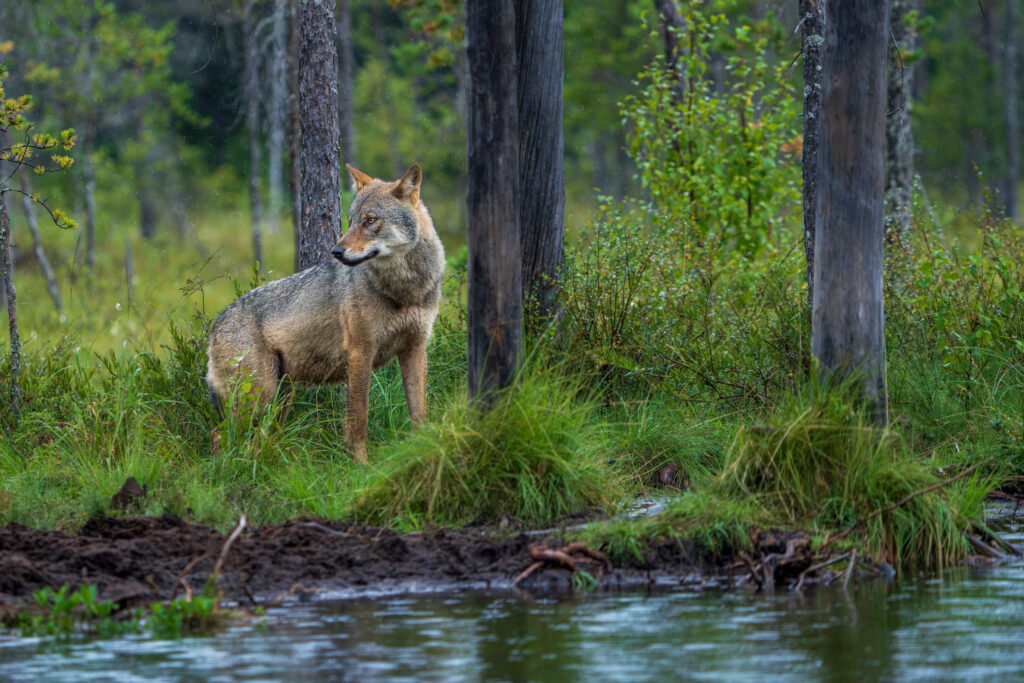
[0,515,734,610]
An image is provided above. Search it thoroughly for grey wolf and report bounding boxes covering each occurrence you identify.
[206,163,445,463]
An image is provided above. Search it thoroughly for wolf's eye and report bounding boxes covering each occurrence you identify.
[365,216,377,226]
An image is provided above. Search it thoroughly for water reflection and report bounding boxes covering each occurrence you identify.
[2,538,1023,681]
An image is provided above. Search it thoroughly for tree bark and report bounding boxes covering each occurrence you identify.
[288,0,303,272]
[1,194,21,425]
[18,173,63,314]
[1005,0,1019,223]
[515,0,564,314]
[268,0,289,233]
[337,0,356,166]
[466,0,522,405]
[812,0,890,425]
[885,0,919,247]
[800,0,824,310]
[245,0,264,266]
[296,0,341,271]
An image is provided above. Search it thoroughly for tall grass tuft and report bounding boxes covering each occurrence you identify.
[347,368,623,528]
[591,382,996,570]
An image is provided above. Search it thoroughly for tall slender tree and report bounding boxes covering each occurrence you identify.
[812,0,891,424]
[244,0,264,266]
[515,0,564,314]
[885,0,920,247]
[1004,0,1019,223]
[466,0,522,404]
[800,0,824,309]
[296,0,342,270]
[267,0,289,233]
[336,0,356,167]
[288,0,303,271]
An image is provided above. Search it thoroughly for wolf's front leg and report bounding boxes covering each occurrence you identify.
[346,351,373,464]
[398,341,428,426]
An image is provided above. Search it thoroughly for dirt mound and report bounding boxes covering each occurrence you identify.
[0,515,719,609]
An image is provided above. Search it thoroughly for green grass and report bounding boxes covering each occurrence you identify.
[347,366,624,529]
[586,382,998,570]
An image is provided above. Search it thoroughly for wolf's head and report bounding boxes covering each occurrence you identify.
[332,164,423,267]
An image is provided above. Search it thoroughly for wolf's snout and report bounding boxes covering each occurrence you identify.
[333,247,380,267]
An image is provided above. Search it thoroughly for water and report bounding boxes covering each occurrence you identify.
[2,519,1023,682]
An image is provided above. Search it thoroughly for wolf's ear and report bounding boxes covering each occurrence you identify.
[392,163,422,204]
[346,164,374,191]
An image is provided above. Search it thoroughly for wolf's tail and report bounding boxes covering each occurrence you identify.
[207,380,224,421]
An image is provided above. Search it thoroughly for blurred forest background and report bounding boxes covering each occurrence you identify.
[0,0,1018,352]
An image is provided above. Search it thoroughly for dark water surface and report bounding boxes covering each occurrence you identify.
[2,517,1023,682]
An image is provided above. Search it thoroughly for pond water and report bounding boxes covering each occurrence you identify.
[2,515,1023,682]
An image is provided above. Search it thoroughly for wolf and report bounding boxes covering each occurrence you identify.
[206,163,446,463]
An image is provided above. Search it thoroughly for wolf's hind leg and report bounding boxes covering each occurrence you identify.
[398,341,428,426]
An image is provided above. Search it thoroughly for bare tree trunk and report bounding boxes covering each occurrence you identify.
[337,0,356,166]
[885,0,919,247]
[812,0,890,425]
[1,195,21,425]
[124,236,134,307]
[18,173,62,314]
[297,0,341,271]
[268,0,289,233]
[289,0,303,272]
[653,0,686,86]
[466,0,521,405]
[245,0,264,266]
[82,136,98,271]
[515,0,564,315]
[1005,0,1020,223]
[800,0,824,309]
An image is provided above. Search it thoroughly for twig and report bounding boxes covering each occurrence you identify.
[169,551,211,601]
[233,548,259,607]
[964,533,1004,560]
[794,552,851,591]
[841,549,857,589]
[212,515,248,579]
[822,463,984,551]
[296,521,352,537]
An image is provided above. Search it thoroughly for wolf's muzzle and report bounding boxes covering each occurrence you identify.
[332,247,380,266]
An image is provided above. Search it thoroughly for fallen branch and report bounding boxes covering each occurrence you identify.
[794,552,851,591]
[822,463,984,551]
[212,515,248,579]
[841,549,857,589]
[169,551,211,601]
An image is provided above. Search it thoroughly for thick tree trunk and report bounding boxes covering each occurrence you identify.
[800,0,824,309]
[812,0,890,425]
[18,173,62,314]
[885,0,919,248]
[297,0,341,271]
[1,195,21,425]
[337,0,356,166]
[288,0,303,272]
[466,0,522,405]
[245,0,264,266]
[268,0,289,233]
[1005,0,1019,223]
[515,0,564,314]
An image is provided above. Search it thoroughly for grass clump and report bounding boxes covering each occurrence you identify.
[589,383,995,571]
[347,368,623,529]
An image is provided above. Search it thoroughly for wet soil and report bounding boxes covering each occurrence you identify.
[0,515,729,610]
